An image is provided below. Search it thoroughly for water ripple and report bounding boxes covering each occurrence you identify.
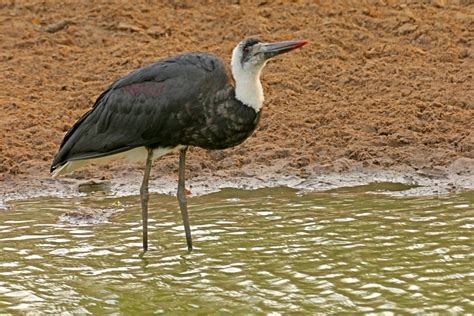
[0,188,472,313]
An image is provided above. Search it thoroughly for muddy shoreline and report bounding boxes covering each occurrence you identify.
[1,1,473,205]
[2,160,473,209]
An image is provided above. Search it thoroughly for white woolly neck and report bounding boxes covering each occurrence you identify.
[231,46,266,112]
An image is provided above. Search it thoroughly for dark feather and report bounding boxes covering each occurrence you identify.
[51,53,260,172]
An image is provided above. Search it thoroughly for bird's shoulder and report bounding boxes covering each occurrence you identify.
[111,52,227,91]
[172,52,226,73]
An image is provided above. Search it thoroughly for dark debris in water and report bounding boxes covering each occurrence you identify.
[77,179,111,193]
[58,207,123,225]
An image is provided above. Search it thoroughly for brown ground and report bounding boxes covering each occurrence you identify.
[1,0,473,196]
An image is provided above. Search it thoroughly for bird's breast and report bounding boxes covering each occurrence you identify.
[182,99,261,150]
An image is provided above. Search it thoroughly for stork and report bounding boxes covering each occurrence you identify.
[51,37,308,252]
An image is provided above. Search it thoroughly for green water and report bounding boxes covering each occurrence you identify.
[1,185,473,314]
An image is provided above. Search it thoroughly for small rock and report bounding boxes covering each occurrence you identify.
[397,23,418,35]
[432,0,447,7]
[459,48,470,59]
[78,179,110,193]
[401,88,412,97]
[116,22,141,32]
[43,20,70,33]
[448,158,474,175]
[417,166,448,179]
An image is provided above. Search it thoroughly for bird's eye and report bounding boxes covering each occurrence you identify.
[243,47,250,54]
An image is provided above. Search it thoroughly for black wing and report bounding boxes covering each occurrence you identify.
[51,53,230,172]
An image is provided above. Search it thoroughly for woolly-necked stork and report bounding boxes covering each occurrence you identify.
[51,37,308,252]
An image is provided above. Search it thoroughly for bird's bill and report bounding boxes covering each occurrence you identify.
[261,40,309,59]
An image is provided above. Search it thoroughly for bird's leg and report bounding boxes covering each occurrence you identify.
[140,147,153,252]
[177,146,193,251]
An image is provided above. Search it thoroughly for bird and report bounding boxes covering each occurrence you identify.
[51,37,308,252]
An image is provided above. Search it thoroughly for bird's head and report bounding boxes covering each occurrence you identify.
[230,37,308,111]
[231,37,308,75]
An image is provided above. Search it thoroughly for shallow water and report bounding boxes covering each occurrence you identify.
[1,184,473,314]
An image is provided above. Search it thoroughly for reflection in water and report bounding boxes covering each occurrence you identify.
[0,186,473,313]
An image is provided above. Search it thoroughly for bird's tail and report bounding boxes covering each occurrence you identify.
[51,160,87,178]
